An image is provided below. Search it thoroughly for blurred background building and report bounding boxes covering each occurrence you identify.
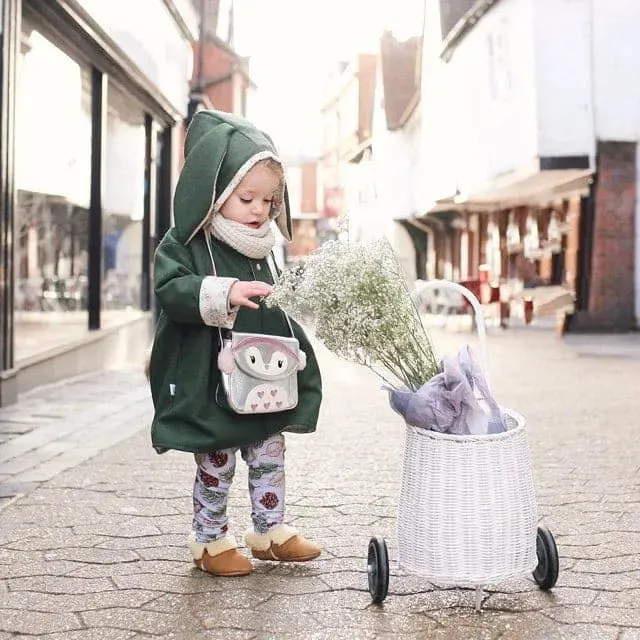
[0,0,252,405]
[1,0,638,406]
[315,0,640,334]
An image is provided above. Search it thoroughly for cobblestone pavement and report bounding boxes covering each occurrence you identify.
[0,370,149,511]
[0,327,639,639]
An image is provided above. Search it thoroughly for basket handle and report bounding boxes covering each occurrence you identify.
[414,279,490,387]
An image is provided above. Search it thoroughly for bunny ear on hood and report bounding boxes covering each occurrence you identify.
[173,110,293,245]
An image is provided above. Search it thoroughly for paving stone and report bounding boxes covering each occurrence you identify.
[571,556,640,574]
[264,632,376,640]
[317,607,442,634]
[1,504,106,527]
[0,442,71,475]
[95,500,181,518]
[0,331,638,638]
[72,521,163,537]
[485,586,597,610]
[0,482,38,498]
[593,588,640,608]
[93,533,187,551]
[42,548,140,565]
[232,572,331,595]
[0,609,83,635]
[7,575,115,594]
[112,573,226,594]
[200,607,324,634]
[130,632,255,640]
[66,560,188,579]
[544,604,640,626]
[0,559,80,580]
[0,589,158,612]
[559,569,640,590]
[3,533,105,552]
[0,419,39,434]
[142,589,272,613]
[34,630,136,640]
[81,608,197,635]
[135,546,191,562]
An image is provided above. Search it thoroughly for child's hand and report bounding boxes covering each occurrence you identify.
[229,281,273,310]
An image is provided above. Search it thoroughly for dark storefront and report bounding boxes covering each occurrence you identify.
[0,0,195,405]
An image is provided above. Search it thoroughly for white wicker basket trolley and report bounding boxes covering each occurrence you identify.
[367,280,559,611]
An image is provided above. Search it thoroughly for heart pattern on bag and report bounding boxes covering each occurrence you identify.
[244,384,292,414]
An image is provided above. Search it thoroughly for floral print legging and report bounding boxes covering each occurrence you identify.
[192,433,286,543]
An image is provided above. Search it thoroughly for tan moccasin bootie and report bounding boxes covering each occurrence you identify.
[189,533,253,576]
[244,524,321,562]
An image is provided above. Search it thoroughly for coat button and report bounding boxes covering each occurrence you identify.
[256,263,262,271]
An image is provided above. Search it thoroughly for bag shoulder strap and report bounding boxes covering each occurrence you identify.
[204,234,295,340]
[266,252,295,338]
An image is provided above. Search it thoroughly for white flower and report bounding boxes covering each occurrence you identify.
[268,238,438,390]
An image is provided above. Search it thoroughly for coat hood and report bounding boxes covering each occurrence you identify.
[173,110,292,244]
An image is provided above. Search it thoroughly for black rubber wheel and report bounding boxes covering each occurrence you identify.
[533,525,559,590]
[367,536,389,603]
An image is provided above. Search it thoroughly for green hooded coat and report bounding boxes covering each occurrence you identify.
[148,110,322,454]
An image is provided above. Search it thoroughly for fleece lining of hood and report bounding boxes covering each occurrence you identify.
[172,110,292,246]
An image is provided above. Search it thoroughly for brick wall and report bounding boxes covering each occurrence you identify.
[587,141,636,329]
[300,163,318,213]
[380,33,421,130]
[207,81,234,113]
[193,42,233,84]
[569,141,636,331]
[564,197,581,293]
[538,209,552,283]
[192,42,238,113]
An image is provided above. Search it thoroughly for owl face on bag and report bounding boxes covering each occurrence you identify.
[219,335,306,379]
[235,337,302,380]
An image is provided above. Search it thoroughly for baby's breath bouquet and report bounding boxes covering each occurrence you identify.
[267,238,439,391]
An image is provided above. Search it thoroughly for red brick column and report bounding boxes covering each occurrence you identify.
[498,211,509,278]
[571,141,637,331]
[564,197,581,293]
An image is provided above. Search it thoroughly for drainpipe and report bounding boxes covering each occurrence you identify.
[187,0,207,124]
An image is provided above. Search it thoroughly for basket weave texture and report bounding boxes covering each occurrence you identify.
[397,409,538,585]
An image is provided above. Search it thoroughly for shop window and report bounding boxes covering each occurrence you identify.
[102,81,146,315]
[14,23,92,360]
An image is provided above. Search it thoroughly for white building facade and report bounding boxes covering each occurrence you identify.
[418,0,639,330]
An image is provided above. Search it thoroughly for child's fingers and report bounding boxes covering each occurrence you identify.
[230,281,273,309]
[242,299,260,310]
[249,281,273,295]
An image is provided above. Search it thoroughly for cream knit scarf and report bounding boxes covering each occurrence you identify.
[210,214,276,259]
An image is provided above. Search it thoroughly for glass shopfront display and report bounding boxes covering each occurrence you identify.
[0,0,187,405]
[14,21,92,359]
[102,81,146,315]
[13,22,155,359]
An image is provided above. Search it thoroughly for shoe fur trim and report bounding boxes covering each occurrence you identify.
[188,532,238,560]
[243,524,298,551]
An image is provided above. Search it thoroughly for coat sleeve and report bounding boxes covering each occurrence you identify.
[154,233,238,328]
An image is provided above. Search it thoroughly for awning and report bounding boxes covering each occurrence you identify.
[425,163,593,214]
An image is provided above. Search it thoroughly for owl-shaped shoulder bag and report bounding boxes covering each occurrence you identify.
[205,237,306,415]
[217,329,306,414]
